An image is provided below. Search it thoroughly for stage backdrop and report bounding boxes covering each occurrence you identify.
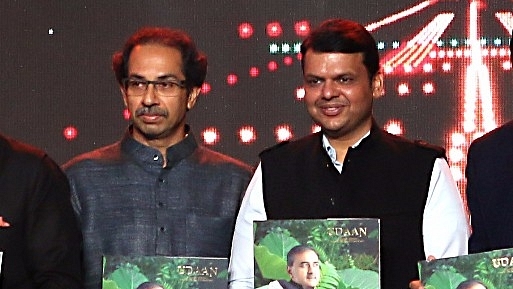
[1,0,512,193]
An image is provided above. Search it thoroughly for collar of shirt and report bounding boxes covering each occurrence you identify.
[322,131,371,173]
[121,124,198,169]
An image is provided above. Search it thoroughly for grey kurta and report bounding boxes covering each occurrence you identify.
[64,127,252,289]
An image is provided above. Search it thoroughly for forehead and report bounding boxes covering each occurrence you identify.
[292,250,319,263]
[303,50,366,76]
[127,44,183,75]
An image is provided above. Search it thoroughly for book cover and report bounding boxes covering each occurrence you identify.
[418,247,513,289]
[253,218,380,289]
[102,255,228,289]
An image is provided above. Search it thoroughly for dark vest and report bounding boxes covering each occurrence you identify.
[260,125,444,289]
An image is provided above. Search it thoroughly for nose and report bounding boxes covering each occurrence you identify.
[141,84,159,106]
[321,80,339,99]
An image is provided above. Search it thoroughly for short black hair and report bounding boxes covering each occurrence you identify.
[456,279,487,289]
[112,27,207,92]
[286,245,319,267]
[300,18,380,80]
[136,282,164,289]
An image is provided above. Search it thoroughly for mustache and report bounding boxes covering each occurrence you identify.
[317,99,350,107]
[135,106,168,117]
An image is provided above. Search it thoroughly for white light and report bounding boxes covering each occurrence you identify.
[450,166,463,182]
[269,43,279,54]
[202,128,219,145]
[238,126,256,143]
[275,125,293,142]
[451,133,466,147]
[448,147,464,163]
[397,83,410,95]
[384,120,403,135]
[295,87,305,100]
[281,43,291,53]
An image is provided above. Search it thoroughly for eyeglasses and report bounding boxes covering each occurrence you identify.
[123,77,186,97]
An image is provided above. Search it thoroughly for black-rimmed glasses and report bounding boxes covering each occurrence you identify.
[123,77,186,97]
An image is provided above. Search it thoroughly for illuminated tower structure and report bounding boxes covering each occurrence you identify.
[373,0,512,202]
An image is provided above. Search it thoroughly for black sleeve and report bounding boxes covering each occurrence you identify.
[25,155,83,289]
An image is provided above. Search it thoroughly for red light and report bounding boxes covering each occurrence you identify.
[266,22,283,38]
[283,56,293,66]
[226,74,238,86]
[294,20,310,37]
[201,82,211,94]
[63,126,78,141]
[249,67,260,77]
[267,61,278,72]
[123,108,130,120]
[238,23,254,39]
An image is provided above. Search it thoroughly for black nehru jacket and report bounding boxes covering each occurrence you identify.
[260,121,444,289]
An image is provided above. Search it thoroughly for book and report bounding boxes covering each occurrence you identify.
[253,218,380,289]
[418,247,513,289]
[102,255,228,289]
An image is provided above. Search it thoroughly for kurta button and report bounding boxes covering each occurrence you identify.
[158,178,165,183]
[159,227,165,232]
[157,202,164,208]
[153,155,159,161]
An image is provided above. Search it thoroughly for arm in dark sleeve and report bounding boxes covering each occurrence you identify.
[466,146,488,253]
[25,155,83,289]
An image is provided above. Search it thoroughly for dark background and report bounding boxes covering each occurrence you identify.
[1,0,512,191]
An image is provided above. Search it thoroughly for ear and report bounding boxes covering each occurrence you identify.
[287,266,293,277]
[186,87,201,111]
[372,71,384,99]
[120,85,129,107]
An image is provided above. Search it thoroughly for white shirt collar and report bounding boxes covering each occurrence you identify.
[321,131,371,173]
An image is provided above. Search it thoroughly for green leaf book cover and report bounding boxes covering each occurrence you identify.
[253,218,380,289]
[102,256,228,289]
[418,247,513,289]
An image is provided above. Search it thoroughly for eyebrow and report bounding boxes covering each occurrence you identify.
[128,74,183,80]
[299,261,319,265]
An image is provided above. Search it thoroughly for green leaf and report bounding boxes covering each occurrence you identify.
[258,228,300,258]
[107,263,149,289]
[317,262,340,289]
[338,268,379,289]
[102,279,122,289]
[424,269,466,289]
[254,245,290,280]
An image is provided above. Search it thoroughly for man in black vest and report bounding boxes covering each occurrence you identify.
[228,19,469,289]
[466,33,513,254]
